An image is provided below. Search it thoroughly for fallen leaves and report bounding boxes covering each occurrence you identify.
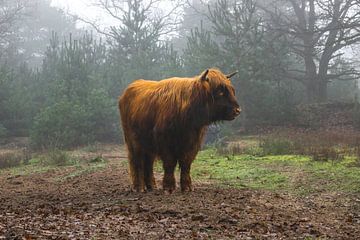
[0,158,359,239]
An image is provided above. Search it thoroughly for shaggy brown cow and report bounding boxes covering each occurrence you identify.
[118,68,241,193]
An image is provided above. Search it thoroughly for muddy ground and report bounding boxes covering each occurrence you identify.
[0,146,359,239]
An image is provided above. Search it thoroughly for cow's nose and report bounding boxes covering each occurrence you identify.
[235,107,241,115]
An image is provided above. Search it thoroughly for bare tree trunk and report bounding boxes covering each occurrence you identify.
[304,49,318,102]
[318,80,328,102]
[306,78,328,103]
[305,74,328,103]
[305,78,316,103]
[262,0,360,103]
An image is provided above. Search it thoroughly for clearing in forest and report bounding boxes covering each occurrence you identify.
[0,142,359,239]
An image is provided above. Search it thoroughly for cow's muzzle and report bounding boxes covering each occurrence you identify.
[234,107,241,116]
[226,106,241,120]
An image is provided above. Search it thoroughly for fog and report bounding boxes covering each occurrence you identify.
[0,0,359,146]
[51,0,123,27]
[1,1,360,238]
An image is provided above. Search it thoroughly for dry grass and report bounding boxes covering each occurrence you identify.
[216,128,360,162]
[0,148,32,169]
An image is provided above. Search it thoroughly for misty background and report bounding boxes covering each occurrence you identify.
[1,0,360,149]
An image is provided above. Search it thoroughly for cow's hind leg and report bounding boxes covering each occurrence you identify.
[162,156,177,194]
[128,150,146,192]
[179,158,193,192]
[144,153,156,191]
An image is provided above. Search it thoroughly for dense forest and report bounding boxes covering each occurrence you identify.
[1,1,360,239]
[1,0,360,149]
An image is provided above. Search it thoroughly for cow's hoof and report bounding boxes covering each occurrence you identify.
[163,178,176,194]
[146,185,156,192]
[131,186,146,193]
[181,185,193,192]
[163,184,176,194]
[164,188,175,194]
[146,183,156,192]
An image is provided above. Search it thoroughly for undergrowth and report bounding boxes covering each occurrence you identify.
[216,128,360,162]
[192,148,360,195]
[40,149,76,166]
[1,147,108,179]
[0,149,32,169]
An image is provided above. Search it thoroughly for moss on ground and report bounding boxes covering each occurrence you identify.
[0,151,108,180]
[189,148,360,195]
[2,145,359,196]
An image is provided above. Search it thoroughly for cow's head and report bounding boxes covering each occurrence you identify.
[199,69,241,122]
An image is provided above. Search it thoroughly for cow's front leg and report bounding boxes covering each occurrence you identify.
[144,153,156,191]
[162,158,177,194]
[179,160,192,192]
[128,151,145,192]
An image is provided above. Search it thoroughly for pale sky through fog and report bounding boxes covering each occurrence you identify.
[51,0,119,27]
[51,0,177,29]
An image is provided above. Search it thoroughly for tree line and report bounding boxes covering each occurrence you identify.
[0,0,359,149]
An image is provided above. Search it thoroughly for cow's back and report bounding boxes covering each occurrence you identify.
[119,80,158,123]
[119,77,196,127]
[119,80,159,150]
[119,77,210,157]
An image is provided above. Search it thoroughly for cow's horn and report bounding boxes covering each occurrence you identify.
[226,71,238,78]
[200,69,209,82]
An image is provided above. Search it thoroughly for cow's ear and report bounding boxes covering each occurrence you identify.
[200,69,209,82]
[226,71,238,79]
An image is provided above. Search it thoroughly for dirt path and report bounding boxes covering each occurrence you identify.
[0,156,359,239]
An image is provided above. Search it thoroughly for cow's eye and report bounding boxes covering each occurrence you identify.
[215,86,227,97]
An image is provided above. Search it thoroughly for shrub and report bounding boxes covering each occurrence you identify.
[216,128,360,161]
[352,102,360,130]
[215,138,264,156]
[0,124,7,136]
[259,128,359,157]
[30,100,91,149]
[30,89,119,150]
[259,136,293,155]
[0,124,7,143]
[309,146,345,162]
[82,142,102,153]
[85,89,120,142]
[0,150,32,169]
[40,149,74,166]
[0,153,22,169]
[353,136,360,166]
[89,156,105,163]
[216,141,243,156]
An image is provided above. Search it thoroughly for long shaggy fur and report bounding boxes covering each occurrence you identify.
[119,68,240,192]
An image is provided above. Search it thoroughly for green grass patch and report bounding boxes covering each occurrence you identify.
[2,163,55,177]
[0,150,108,180]
[55,160,107,181]
[300,157,360,194]
[192,149,289,190]
[189,148,360,195]
[118,147,360,195]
